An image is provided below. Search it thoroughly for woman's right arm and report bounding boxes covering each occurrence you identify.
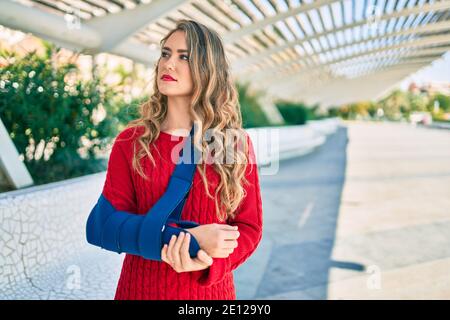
[86,129,202,260]
[86,130,144,255]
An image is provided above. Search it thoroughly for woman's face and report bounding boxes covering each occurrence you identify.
[157,30,193,97]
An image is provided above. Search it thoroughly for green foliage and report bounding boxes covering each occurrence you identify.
[331,88,450,122]
[275,101,310,125]
[408,92,428,115]
[339,101,377,120]
[429,93,450,121]
[3,39,355,188]
[307,104,335,120]
[327,107,340,118]
[109,95,146,132]
[0,43,119,185]
[377,90,409,120]
[236,82,271,128]
[431,93,450,112]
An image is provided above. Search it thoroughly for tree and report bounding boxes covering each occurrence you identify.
[0,42,119,185]
[378,90,408,120]
[236,82,271,128]
[432,93,450,113]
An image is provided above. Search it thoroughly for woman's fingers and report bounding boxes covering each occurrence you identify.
[219,224,239,231]
[167,234,177,264]
[214,248,235,258]
[165,231,218,272]
[179,232,191,268]
[222,240,238,249]
[161,244,167,263]
[196,249,213,266]
[172,232,185,268]
[222,230,240,241]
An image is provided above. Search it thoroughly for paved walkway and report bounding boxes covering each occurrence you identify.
[234,121,450,299]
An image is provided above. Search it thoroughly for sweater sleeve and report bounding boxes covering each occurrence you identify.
[86,130,144,255]
[197,134,263,287]
[102,132,138,214]
[86,128,202,259]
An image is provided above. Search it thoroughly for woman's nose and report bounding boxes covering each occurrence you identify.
[165,57,176,70]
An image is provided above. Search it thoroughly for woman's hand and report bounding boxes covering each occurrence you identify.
[161,232,213,273]
[187,223,240,258]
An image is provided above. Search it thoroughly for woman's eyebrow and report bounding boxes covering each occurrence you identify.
[162,46,189,53]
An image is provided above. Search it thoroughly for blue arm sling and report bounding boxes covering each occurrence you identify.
[86,127,201,261]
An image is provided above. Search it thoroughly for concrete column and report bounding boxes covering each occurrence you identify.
[258,94,285,125]
[0,118,33,190]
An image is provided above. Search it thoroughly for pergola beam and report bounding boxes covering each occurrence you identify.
[276,63,434,106]
[265,46,450,90]
[85,0,188,51]
[266,53,446,100]
[257,33,450,89]
[222,0,337,43]
[240,19,450,83]
[1,0,448,108]
[0,0,101,50]
[231,1,450,72]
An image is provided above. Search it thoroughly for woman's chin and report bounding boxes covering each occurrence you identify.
[158,88,175,95]
[159,89,191,97]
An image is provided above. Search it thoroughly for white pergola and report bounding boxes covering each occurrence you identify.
[1,0,449,109]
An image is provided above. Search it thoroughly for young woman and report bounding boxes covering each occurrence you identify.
[102,19,263,300]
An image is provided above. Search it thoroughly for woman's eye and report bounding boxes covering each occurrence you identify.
[161,52,188,61]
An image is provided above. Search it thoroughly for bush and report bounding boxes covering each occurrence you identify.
[327,107,340,118]
[275,101,310,125]
[236,82,271,128]
[430,93,450,113]
[1,40,316,188]
[0,43,119,185]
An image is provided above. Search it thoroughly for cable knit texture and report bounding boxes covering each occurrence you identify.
[101,126,263,300]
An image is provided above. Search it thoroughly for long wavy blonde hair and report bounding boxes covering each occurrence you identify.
[124,19,249,222]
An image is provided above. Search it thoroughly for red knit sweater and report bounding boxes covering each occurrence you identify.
[101,126,263,300]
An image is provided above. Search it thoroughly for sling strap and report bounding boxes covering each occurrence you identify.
[86,126,201,261]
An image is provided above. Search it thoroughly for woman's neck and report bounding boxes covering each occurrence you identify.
[161,96,192,134]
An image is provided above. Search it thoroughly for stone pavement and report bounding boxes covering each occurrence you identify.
[234,121,450,299]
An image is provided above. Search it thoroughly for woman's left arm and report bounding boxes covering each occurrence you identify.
[196,135,263,287]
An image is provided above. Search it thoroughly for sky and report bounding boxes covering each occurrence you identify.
[399,51,450,89]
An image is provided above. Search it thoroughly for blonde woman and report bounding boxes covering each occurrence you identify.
[101,19,263,300]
